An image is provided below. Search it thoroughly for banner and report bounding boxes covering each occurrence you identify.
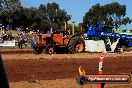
[0,40,15,46]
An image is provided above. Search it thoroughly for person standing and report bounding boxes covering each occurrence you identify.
[18,35,23,49]
[30,36,35,48]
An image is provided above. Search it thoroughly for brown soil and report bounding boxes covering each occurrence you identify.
[0,51,132,88]
[3,55,132,82]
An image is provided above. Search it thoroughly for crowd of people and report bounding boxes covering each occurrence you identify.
[0,27,38,49]
[0,30,13,43]
[16,31,38,49]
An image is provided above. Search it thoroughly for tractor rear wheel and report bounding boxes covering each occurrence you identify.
[45,44,55,54]
[68,36,85,54]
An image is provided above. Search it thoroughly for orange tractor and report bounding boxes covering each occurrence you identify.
[33,22,85,54]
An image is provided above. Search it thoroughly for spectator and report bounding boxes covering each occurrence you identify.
[30,36,35,48]
[18,35,23,49]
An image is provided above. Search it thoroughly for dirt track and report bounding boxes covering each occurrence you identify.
[1,52,132,82]
[0,50,132,88]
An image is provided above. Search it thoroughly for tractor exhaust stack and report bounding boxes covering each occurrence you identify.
[72,21,75,35]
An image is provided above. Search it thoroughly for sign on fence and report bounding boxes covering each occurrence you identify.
[85,40,107,53]
[0,40,15,46]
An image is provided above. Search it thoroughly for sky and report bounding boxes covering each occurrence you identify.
[20,0,132,28]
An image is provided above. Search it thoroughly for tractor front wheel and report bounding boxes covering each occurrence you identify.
[33,46,39,54]
[33,46,43,54]
[45,44,55,54]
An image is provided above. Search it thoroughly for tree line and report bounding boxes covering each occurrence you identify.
[81,2,132,30]
[0,0,71,32]
[0,0,131,33]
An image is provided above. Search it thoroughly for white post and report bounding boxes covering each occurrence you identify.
[50,27,53,34]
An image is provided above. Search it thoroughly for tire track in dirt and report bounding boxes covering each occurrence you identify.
[3,56,132,82]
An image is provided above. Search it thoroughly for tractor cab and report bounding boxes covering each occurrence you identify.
[52,30,72,45]
[36,34,51,45]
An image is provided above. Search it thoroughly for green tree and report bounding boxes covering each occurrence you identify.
[0,0,23,26]
[37,2,71,32]
[0,1,71,32]
[83,2,132,30]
